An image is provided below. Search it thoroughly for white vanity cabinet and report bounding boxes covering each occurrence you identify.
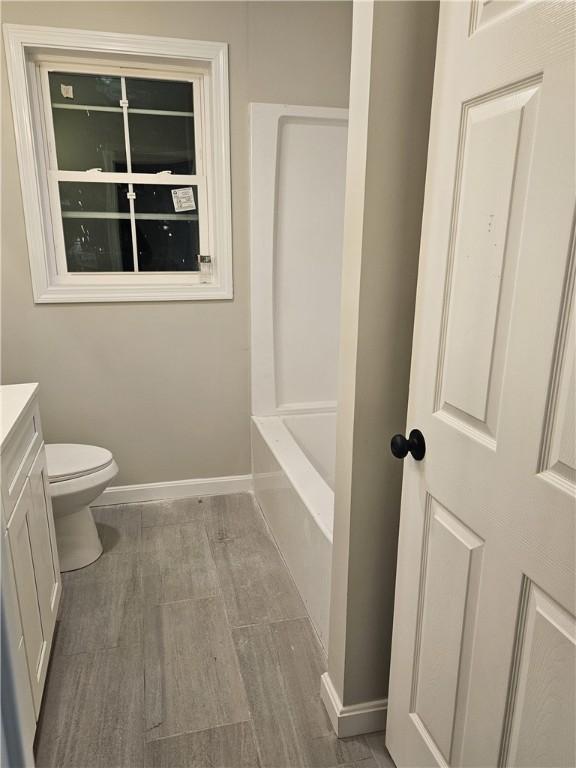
[1,383,61,763]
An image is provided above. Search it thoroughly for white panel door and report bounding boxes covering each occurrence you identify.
[386,3,575,767]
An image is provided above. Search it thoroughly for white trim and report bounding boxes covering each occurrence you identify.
[60,212,199,221]
[51,105,195,117]
[55,171,202,185]
[320,672,388,738]
[91,474,253,506]
[3,24,233,302]
[275,400,337,416]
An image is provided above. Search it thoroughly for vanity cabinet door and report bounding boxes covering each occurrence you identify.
[28,447,61,642]
[1,524,36,764]
[7,481,45,714]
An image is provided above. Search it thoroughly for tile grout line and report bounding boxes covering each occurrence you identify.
[235,496,374,762]
[93,491,249,513]
[49,494,366,767]
[204,502,310,637]
[231,613,311,631]
[251,492,329,665]
[52,640,144,660]
[136,506,148,765]
[247,714,266,768]
[210,495,345,766]
[141,515,206,530]
[144,718,254,746]
[200,496,273,767]
[145,592,223,608]
[197,503,255,734]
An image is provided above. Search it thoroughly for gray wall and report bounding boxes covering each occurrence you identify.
[1,1,352,485]
[327,0,438,710]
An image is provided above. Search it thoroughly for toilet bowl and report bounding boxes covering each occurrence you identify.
[46,444,118,572]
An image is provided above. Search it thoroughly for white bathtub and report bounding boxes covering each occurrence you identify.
[252,412,335,650]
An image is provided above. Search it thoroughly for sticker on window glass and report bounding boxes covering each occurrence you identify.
[60,84,74,99]
[171,187,196,212]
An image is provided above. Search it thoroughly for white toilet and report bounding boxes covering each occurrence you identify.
[45,444,118,572]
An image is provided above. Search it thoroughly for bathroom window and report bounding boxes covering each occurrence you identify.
[48,70,205,275]
[4,26,232,301]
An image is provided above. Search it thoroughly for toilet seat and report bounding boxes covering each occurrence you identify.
[46,444,114,483]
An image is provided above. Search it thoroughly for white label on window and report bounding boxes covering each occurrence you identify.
[60,84,74,99]
[171,187,196,212]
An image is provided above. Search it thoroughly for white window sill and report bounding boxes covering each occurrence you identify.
[33,283,233,303]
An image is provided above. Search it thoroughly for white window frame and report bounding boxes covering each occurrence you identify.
[3,24,233,302]
[40,60,210,281]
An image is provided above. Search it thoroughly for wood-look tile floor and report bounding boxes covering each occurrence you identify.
[35,493,395,768]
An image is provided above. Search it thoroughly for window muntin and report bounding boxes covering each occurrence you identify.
[44,67,207,277]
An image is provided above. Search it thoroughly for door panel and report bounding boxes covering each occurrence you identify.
[386,2,575,766]
[413,500,484,763]
[7,481,45,715]
[540,290,576,492]
[28,447,61,641]
[439,82,540,444]
[503,583,576,768]
[1,525,37,760]
[470,1,530,35]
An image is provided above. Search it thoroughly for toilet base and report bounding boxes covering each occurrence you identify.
[54,505,103,572]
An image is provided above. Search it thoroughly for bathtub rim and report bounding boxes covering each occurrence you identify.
[252,414,334,542]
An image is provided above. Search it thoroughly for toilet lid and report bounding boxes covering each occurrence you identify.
[45,444,114,482]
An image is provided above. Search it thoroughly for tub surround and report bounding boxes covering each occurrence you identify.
[250,103,348,651]
[250,103,348,418]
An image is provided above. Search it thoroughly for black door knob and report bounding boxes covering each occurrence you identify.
[390,429,426,461]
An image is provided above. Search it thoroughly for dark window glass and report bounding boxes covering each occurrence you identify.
[62,219,133,272]
[126,78,193,112]
[49,72,122,107]
[51,72,201,275]
[59,182,130,213]
[135,220,199,271]
[52,109,126,171]
[133,183,199,271]
[133,185,198,214]
[129,114,195,174]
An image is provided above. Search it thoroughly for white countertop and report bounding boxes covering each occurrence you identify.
[0,383,39,448]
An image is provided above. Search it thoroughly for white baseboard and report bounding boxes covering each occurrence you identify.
[91,474,253,506]
[320,672,388,738]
